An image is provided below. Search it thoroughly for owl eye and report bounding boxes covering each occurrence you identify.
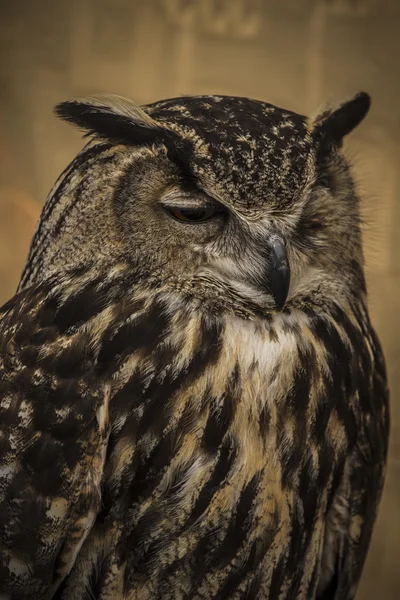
[164,206,219,223]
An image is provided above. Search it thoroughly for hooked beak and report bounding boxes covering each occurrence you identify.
[268,236,290,310]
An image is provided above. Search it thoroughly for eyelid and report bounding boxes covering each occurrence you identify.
[159,189,223,210]
[160,198,216,209]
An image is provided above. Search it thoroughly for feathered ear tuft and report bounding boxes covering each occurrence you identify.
[54,94,166,145]
[312,92,371,147]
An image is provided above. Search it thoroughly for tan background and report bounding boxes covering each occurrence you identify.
[0,0,399,597]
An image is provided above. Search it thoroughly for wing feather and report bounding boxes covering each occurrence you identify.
[317,326,389,600]
[0,281,110,598]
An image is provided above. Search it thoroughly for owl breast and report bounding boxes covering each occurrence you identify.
[63,299,344,600]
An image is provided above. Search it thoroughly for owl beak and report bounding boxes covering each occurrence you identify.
[268,236,290,310]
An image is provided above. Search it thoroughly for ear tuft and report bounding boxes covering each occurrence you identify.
[312,92,371,146]
[54,94,165,145]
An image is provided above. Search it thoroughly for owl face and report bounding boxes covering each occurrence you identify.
[113,143,292,311]
[21,93,371,315]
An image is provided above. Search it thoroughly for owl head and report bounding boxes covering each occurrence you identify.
[20,92,371,316]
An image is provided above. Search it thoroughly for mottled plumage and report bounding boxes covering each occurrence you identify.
[0,92,389,599]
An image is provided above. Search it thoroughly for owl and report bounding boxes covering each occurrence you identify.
[0,91,389,600]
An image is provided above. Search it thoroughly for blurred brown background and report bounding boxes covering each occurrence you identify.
[0,0,399,597]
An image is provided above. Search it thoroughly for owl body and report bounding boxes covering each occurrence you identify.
[0,93,389,599]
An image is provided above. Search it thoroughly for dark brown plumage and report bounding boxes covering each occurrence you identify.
[0,92,389,599]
